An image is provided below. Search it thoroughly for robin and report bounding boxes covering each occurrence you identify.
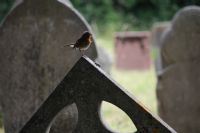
[64,31,93,55]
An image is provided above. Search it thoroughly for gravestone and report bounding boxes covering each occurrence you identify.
[151,22,170,48]
[0,0,97,133]
[115,31,151,70]
[151,22,170,73]
[156,6,200,133]
[96,46,112,74]
[19,56,176,133]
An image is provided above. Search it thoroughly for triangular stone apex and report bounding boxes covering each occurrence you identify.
[19,56,177,133]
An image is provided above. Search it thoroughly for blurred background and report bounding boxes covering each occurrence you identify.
[0,0,200,133]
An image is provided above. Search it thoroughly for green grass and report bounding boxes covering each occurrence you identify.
[0,128,4,133]
[101,101,137,132]
[96,36,114,56]
[111,66,157,113]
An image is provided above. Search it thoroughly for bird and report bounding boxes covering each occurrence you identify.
[64,31,93,55]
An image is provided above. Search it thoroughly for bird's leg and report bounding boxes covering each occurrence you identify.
[79,49,84,56]
[81,50,85,56]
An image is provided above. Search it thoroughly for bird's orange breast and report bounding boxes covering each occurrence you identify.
[88,36,92,44]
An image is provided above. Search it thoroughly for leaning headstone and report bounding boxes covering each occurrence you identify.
[95,46,112,74]
[151,22,170,48]
[0,0,97,133]
[156,6,200,133]
[151,22,170,73]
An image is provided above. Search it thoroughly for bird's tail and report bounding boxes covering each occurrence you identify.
[64,44,75,48]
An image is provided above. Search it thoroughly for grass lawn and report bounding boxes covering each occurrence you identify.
[0,129,3,133]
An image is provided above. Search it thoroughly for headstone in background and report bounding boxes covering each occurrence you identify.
[151,22,170,73]
[114,31,151,70]
[151,22,170,48]
[0,0,97,133]
[96,46,112,74]
[156,6,200,133]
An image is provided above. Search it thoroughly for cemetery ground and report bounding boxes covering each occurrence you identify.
[0,34,157,133]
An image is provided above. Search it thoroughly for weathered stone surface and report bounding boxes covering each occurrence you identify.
[161,6,200,67]
[95,46,112,74]
[19,56,176,133]
[0,0,97,133]
[157,62,200,133]
[156,6,200,133]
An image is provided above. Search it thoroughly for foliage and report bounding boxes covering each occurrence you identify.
[0,0,14,23]
[71,0,200,31]
[1,0,200,30]
[71,0,122,33]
